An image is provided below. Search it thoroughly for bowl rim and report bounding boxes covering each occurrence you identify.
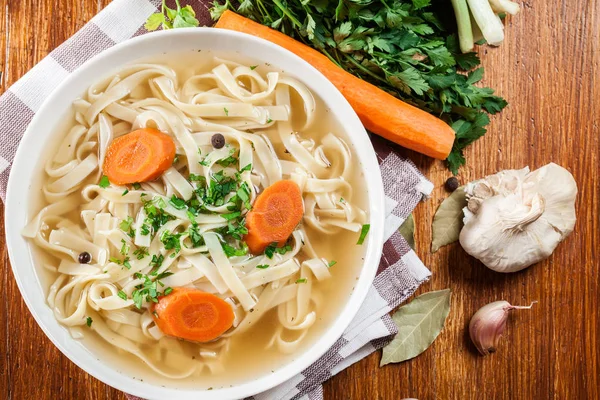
[4,27,385,400]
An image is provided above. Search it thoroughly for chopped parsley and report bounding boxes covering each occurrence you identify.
[150,254,164,270]
[266,118,273,123]
[169,195,186,210]
[122,189,129,196]
[160,230,182,253]
[357,224,370,245]
[123,258,132,270]
[117,290,127,300]
[295,278,307,284]
[132,182,142,190]
[224,107,229,116]
[221,211,241,221]
[120,239,130,256]
[188,225,204,248]
[164,287,173,295]
[328,260,337,267]
[99,175,110,188]
[256,264,270,269]
[265,243,293,259]
[222,242,249,257]
[250,65,258,70]
[119,216,134,233]
[133,247,149,260]
[86,317,93,327]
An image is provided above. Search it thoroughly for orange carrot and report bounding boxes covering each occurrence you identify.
[151,288,234,342]
[103,128,176,185]
[215,11,455,160]
[245,180,304,254]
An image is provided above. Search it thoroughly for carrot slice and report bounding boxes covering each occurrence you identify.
[245,180,304,254]
[103,128,176,185]
[215,11,455,160]
[151,288,234,343]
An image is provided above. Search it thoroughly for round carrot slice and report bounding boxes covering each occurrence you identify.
[151,288,234,343]
[245,180,304,254]
[103,128,176,185]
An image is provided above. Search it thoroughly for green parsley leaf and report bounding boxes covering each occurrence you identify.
[224,107,229,116]
[221,211,241,221]
[296,278,308,284]
[122,189,129,196]
[132,182,142,190]
[328,260,337,267]
[145,13,166,31]
[357,224,370,245]
[164,287,173,295]
[99,175,110,188]
[117,290,127,300]
[256,264,270,269]
[250,65,258,70]
[120,239,130,256]
[119,216,134,232]
[86,317,93,327]
[169,195,187,210]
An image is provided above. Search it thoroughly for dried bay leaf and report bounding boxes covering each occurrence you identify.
[399,214,415,250]
[431,186,467,252]
[381,289,451,366]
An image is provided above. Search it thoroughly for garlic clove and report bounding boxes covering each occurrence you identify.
[469,301,536,356]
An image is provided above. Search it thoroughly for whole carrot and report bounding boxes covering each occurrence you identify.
[215,11,455,160]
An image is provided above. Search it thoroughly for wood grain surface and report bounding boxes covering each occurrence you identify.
[1,1,598,399]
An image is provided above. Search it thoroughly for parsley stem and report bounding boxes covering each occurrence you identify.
[342,53,387,85]
[271,0,302,28]
[321,48,342,68]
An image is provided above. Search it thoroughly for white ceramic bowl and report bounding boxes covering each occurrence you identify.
[4,28,384,400]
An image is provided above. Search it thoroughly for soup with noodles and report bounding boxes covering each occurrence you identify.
[23,52,369,388]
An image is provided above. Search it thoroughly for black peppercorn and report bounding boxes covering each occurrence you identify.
[211,133,226,149]
[78,252,91,264]
[445,177,460,192]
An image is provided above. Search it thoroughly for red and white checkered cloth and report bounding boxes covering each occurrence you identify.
[0,1,432,399]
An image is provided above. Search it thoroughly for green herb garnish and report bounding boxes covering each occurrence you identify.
[256,264,270,269]
[224,107,229,116]
[169,195,187,210]
[357,224,370,245]
[117,290,127,300]
[99,175,110,188]
[86,317,93,327]
[295,278,307,284]
[145,0,200,31]
[328,260,337,267]
[132,182,142,190]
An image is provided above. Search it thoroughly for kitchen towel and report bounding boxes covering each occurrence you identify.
[0,1,432,399]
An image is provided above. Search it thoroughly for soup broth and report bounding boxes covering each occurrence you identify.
[25,50,369,389]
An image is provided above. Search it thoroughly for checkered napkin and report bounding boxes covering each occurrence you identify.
[0,1,432,399]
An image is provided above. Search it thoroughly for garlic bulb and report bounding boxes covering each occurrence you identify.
[459,163,577,273]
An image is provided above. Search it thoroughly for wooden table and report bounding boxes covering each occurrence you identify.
[1,1,598,399]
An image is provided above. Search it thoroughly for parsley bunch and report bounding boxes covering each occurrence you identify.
[210,0,507,173]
